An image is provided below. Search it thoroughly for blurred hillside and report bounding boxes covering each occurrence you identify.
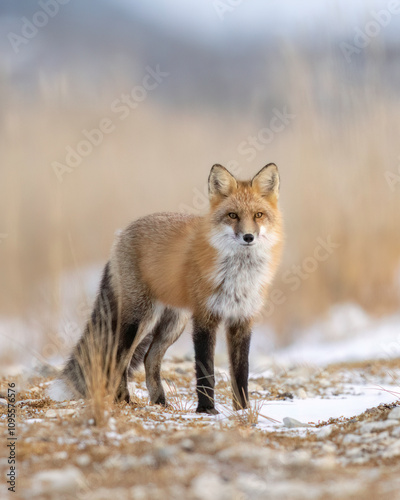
[0,0,400,352]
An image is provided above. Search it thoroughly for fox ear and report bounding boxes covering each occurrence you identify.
[208,164,237,201]
[251,163,280,200]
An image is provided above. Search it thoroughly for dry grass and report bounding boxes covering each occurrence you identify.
[2,357,400,499]
[1,45,400,357]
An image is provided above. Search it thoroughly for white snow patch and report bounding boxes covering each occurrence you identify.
[271,313,400,367]
[248,384,400,431]
[47,379,76,402]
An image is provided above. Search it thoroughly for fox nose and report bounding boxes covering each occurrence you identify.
[243,233,254,244]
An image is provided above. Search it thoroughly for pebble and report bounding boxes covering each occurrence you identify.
[16,399,42,406]
[320,443,337,454]
[180,438,195,451]
[388,406,400,420]
[359,420,398,434]
[0,398,7,406]
[236,473,268,497]
[103,454,140,470]
[316,425,334,439]
[314,455,338,470]
[382,441,400,459]
[191,472,234,500]
[45,409,76,418]
[155,445,178,464]
[391,427,400,438]
[282,417,311,428]
[33,466,85,495]
[297,388,307,399]
[121,429,138,441]
[342,433,363,445]
[108,417,117,431]
[284,450,312,467]
[76,454,91,467]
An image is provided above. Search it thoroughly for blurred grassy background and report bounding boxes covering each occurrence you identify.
[1,0,400,352]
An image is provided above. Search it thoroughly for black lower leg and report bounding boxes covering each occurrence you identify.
[193,315,219,414]
[227,320,251,410]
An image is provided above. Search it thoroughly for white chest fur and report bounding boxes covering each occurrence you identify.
[207,228,274,320]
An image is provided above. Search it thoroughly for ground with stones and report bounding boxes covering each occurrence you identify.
[1,358,400,499]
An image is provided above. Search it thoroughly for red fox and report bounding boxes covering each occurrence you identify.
[52,164,283,413]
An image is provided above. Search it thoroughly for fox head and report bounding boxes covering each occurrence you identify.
[207,163,281,251]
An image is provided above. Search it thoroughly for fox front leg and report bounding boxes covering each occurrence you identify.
[193,315,220,414]
[226,319,252,410]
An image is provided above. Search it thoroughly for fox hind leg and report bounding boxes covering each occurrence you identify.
[144,308,188,406]
[113,303,164,403]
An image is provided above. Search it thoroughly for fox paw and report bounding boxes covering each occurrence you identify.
[196,406,219,415]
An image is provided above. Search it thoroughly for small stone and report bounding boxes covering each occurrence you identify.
[191,472,233,500]
[175,367,188,375]
[45,408,76,418]
[283,417,311,428]
[391,427,400,438]
[297,388,307,399]
[346,447,363,457]
[388,406,400,420]
[0,398,7,406]
[316,425,334,439]
[382,441,400,459]
[359,420,397,434]
[108,417,117,431]
[140,454,156,467]
[320,443,337,454]
[120,456,140,471]
[16,399,42,406]
[121,429,138,441]
[53,451,68,460]
[76,454,91,467]
[181,439,195,451]
[103,455,123,469]
[33,466,85,494]
[342,434,363,445]
[236,473,268,497]
[155,446,177,464]
[314,455,337,470]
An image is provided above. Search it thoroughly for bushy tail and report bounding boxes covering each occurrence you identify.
[51,262,130,402]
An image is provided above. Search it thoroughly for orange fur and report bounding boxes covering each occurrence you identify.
[114,164,283,319]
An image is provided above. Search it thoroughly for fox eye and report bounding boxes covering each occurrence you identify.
[228,213,238,219]
[255,212,263,218]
